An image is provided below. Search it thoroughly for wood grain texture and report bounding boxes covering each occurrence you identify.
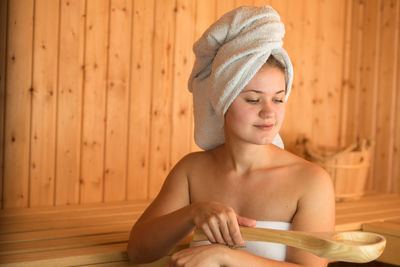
[1,0,400,208]
[30,0,60,207]
[373,0,399,193]
[0,0,8,209]
[148,0,176,198]
[80,0,109,203]
[3,0,34,208]
[103,0,132,202]
[55,0,85,206]
[127,0,154,201]
[170,0,196,167]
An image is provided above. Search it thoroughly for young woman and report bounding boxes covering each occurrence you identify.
[127,5,335,267]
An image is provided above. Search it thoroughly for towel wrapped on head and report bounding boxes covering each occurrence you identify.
[188,5,293,150]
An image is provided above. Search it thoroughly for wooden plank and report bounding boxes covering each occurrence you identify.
[359,0,380,192]
[216,0,234,20]
[0,0,7,210]
[80,0,110,203]
[335,194,400,210]
[55,0,85,206]
[0,199,150,217]
[394,0,400,195]
[336,200,400,217]
[103,0,132,202]
[280,0,306,150]
[0,203,147,224]
[29,0,59,207]
[170,0,195,167]
[363,220,400,237]
[0,213,139,234]
[312,0,345,148]
[373,0,398,193]
[336,210,400,231]
[235,0,254,7]
[127,0,154,201]
[340,0,363,146]
[0,223,132,244]
[0,242,127,265]
[148,0,176,198]
[3,0,34,208]
[0,232,128,255]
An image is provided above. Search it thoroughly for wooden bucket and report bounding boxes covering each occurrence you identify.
[304,139,374,201]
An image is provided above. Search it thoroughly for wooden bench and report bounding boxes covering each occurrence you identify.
[0,194,399,266]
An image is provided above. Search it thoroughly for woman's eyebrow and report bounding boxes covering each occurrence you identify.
[242,89,285,94]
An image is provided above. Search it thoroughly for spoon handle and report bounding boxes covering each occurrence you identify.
[192,226,386,263]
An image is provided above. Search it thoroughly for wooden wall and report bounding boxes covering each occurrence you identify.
[0,0,399,209]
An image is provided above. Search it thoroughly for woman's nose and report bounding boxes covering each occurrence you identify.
[258,101,273,118]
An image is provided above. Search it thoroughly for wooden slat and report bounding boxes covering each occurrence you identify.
[3,0,34,208]
[0,0,7,210]
[312,0,345,148]
[0,232,128,256]
[373,0,399,193]
[148,0,176,198]
[394,0,400,194]
[127,0,154,201]
[341,0,363,145]
[0,203,148,225]
[235,0,254,7]
[0,223,132,244]
[55,0,85,206]
[29,0,59,207]
[170,0,196,167]
[359,0,380,192]
[103,0,132,202]
[280,0,307,150]
[216,0,235,20]
[363,219,400,237]
[0,199,150,217]
[0,243,127,265]
[335,194,400,210]
[80,0,110,203]
[0,213,139,234]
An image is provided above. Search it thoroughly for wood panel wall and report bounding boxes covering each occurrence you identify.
[0,0,399,209]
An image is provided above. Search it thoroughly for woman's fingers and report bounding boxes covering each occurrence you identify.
[237,214,257,227]
[209,218,225,244]
[201,224,216,243]
[227,214,243,245]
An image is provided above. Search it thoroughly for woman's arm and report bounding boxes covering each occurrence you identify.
[284,164,336,267]
[127,156,194,263]
[127,154,255,263]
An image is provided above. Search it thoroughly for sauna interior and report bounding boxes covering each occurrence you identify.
[0,0,399,266]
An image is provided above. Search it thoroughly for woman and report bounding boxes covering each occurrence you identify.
[127,5,335,267]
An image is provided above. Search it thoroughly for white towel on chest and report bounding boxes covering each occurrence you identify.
[188,5,293,150]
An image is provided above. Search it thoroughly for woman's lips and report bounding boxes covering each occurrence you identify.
[254,124,274,130]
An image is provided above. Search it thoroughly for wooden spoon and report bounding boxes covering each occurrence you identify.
[192,226,386,263]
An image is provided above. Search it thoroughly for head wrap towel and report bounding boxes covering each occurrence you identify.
[188,5,293,150]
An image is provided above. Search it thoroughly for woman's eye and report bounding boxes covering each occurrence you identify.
[273,99,284,103]
[246,99,260,104]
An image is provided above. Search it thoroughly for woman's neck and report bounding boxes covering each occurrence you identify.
[215,140,276,175]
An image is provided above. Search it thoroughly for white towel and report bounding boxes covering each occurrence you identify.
[188,5,293,150]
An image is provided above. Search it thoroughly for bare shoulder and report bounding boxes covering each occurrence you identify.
[278,148,333,194]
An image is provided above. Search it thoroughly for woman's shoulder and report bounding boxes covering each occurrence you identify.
[276,147,332,189]
[173,150,214,171]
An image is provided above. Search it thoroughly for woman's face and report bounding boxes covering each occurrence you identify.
[224,66,286,146]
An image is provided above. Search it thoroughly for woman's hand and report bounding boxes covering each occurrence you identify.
[190,201,256,246]
[168,244,231,267]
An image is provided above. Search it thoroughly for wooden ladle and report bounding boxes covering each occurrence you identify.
[193,226,386,263]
